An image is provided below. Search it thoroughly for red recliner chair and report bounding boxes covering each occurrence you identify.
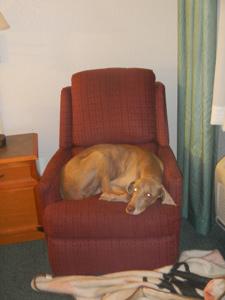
[37,68,182,276]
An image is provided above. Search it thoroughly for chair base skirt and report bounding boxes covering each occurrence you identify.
[47,235,179,276]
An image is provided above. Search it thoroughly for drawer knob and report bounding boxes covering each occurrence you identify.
[0,174,4,178]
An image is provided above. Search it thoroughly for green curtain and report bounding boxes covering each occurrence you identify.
[178,0,218,235]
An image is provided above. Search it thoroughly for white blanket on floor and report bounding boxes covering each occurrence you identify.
[31,249,225,300]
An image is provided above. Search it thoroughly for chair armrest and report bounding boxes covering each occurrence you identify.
[36,148,73,225]
[157,146,183,207]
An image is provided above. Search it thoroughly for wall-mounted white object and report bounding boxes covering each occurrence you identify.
[211,0,225,130]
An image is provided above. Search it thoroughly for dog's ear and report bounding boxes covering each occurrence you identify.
[161,185,176,206]
[127,181,135,194]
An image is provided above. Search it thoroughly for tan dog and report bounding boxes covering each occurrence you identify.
[60,144,175,215]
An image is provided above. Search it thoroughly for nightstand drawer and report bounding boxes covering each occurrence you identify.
[0,162,32,183]
[0,187,39,236]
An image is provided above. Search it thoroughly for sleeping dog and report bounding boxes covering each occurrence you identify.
[60,144,175,215]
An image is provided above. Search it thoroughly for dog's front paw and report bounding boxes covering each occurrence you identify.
[99,192,112,201]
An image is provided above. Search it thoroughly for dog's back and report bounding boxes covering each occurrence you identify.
[60,144,163,201]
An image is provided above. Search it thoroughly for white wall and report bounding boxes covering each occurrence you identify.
[0,0,177,173]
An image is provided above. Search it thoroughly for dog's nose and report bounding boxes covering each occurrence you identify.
[126,204,135,213]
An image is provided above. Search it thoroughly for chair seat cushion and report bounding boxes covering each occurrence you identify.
[44,197,180,239]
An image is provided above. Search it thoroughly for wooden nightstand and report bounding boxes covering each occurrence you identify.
[0,133,44,244]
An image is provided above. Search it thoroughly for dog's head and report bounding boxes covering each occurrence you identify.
[125,178,176,215]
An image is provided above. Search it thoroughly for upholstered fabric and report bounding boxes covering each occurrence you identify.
[71,68,157,146]
[37,68,182,276]
[37,149,72,224]
[59,87,73,149]
[44,198,180,239]
[155,82,169,146]
[47,235,179,275]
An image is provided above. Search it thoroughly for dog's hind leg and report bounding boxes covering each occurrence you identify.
[99,181,129,203]
[99,174,132,203]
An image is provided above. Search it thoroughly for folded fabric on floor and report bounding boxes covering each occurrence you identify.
[31,249,225,300]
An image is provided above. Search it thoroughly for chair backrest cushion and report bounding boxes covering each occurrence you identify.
[71,68,156,146]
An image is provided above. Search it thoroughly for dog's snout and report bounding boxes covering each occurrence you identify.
[126,204,135,213]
